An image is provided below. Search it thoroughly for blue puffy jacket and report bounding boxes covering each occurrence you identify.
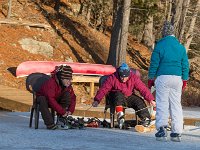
[148,35,189,80]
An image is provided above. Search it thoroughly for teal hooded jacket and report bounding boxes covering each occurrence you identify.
[148,35,189,80]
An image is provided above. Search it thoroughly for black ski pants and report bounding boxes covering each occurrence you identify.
[108,91,151,120]
[38,92,71,126]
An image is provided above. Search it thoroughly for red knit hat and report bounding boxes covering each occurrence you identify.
[58,65,73,80]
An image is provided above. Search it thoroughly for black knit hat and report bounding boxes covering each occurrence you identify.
[57,65,73,80]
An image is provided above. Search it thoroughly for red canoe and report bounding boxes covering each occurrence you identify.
[16,61,116,77]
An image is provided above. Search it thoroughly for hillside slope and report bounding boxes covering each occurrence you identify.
[0,1,199,106]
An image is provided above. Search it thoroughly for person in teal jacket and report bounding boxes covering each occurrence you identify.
[148,21,189,142]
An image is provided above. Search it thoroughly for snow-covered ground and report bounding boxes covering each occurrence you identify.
[0,111,199,150]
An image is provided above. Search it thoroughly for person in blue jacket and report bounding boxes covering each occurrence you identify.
[148,21,189,142]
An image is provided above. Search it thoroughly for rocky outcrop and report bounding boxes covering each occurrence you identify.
[19,38,53,57]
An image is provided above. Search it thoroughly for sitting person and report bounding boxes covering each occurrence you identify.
[37,65,76,130]
[92,63,156,129]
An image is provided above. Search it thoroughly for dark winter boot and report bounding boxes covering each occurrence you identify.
[47,124,58,130]
[67,116,80,129]
[140,117,151,127]
[56,116,69,130]
[77,117,85,129]
[66,116,85,129]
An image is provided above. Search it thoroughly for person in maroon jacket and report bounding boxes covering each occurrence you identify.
[92,63,156,129]
[37,65,76,130]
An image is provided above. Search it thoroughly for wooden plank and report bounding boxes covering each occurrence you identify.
[0,85,32,105]
[90,82,95,97]
[184,117,200,126]
[72,75,100,83]
[0,97,31,112]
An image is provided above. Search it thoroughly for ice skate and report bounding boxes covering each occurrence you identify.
[170,133,181,142]
[155,126,168,141]
[116,106,125,129]
[56,116,69,130]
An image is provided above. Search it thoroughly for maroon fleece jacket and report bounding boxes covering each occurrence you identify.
[37,76,76,115]
[94,71,154,103]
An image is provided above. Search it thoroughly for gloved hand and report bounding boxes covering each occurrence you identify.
[92,101,99,107]
[148,79,155,89]
[182,80,187,91]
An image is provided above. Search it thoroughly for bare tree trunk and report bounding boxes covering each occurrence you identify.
[167,0,172,21]
[106,0,131,67]
[171,0,184,35]
[118,0,131,66]
[184,0,200,52]
[106,0,123,66]
[170,0,176,23]
[141,16,154,51]
[177,0,190,42]
[7,0,12,19]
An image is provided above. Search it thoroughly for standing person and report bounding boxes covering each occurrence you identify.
[148,21,189,142]
[92,63,156,129]
[37,65,76,130]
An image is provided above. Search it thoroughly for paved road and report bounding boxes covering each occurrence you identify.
[0,111,200,150]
